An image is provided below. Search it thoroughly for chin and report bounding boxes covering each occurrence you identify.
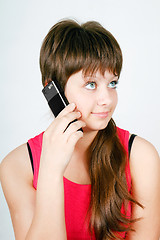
[83,122,109,132]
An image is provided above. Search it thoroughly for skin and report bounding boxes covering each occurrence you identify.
[65,70,118,134]
[64,70,118,182]
[0,69,160,239]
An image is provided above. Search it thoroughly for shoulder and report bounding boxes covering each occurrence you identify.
[129,134,160,176]
[0,144,36,239]
[0,143,32,180]
[0,143,34,207]
[128,134,160,236]
[129,134,160,186]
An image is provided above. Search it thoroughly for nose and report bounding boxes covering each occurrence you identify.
[96,88,113,107]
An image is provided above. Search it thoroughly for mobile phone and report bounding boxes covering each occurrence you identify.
[42,79,83,132]
[42,79,69,117]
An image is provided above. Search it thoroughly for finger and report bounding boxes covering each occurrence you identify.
[64,120,86,137]
[67,130,84,149]
[57,103,76,119]
[56,111,82,133]
[47,110,82,135]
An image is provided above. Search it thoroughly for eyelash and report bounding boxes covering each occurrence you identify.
[109,80,119,89]
[85,80,119,90]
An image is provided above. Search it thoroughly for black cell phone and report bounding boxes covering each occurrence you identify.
[42,79,83,132]
[42,79,69,117]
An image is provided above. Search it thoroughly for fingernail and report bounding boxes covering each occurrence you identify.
[70,103,75,108]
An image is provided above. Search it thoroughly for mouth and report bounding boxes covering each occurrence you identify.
[91,112,109,118]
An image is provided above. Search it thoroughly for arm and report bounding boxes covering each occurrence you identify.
[0,144,67,240]
[26,152,67,240]
[126,136,160,240]
[0,103,85,240]
[0,143,36,240]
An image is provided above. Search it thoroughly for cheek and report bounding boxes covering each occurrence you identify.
[66,92,91,117]
[65,88,86,110]
[112,91,118,108]
[115,94,118,106]
[65,87,75,104]
[73,94,90,115]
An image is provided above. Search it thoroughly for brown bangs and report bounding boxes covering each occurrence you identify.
[40,20,123,89]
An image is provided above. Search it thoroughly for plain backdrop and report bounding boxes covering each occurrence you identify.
[0,0,160,239]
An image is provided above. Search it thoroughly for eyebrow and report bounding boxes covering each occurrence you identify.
[83,75,97,81]
[83,74,119,82]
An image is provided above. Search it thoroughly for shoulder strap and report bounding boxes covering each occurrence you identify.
[27,133,137,171]
[27,142,34,174]
[27,132,44,189]
[27,131,137,188]
[128,134,137,158]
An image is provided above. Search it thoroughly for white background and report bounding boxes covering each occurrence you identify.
[0,0,160,239]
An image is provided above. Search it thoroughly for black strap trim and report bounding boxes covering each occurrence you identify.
[27,134,137,174]
[128,134,137,158]
[27,142,34,174]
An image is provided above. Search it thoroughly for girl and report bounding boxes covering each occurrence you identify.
[0,19,160,240]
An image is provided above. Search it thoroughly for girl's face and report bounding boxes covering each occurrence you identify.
[64,70,118,132]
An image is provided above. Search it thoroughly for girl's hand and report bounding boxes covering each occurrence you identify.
[40,103,86,177]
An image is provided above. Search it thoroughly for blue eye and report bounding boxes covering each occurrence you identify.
[108,80,119,89]
[85,82,96,90]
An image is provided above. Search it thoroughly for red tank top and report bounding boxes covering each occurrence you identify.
[28,127,131,239]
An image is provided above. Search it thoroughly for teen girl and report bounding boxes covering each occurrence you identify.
[0,19,160,240]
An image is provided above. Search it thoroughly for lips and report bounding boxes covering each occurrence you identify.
[91,111,109,118]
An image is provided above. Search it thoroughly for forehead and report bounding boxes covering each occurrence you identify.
[82,66,118,77]
[82,69,118,80]
[67,69,118,85]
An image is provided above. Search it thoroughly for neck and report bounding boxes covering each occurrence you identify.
[74,128,98,156]
[64,129,98,184]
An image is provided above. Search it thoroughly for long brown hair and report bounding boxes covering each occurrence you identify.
[40,19,143,239]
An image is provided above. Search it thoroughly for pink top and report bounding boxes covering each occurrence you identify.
[28,126,131,239]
